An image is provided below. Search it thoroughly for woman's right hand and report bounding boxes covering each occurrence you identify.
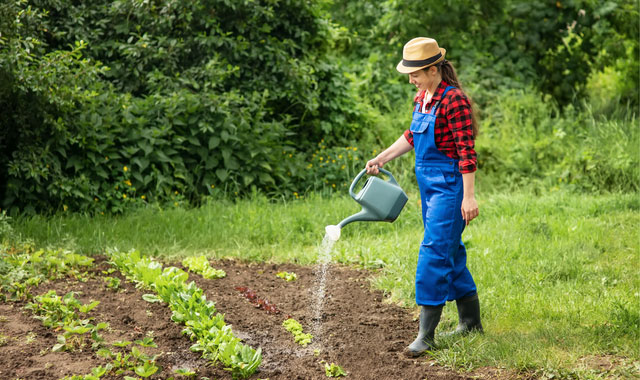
[366,157,384,175]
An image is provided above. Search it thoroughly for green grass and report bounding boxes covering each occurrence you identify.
[7,190,640,378]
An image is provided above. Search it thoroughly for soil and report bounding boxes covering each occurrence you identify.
[0,256,526,380]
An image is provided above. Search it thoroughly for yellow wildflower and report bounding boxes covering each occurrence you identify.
[307,163,313,169]
[122,193,127,199]
[332,183,336,188]
[341,165,345,170]
[353,147,358,151]
[175,191,178,195]
[63,205,68,211]
[123,166,128,172]
[211,184,215,189]
[141,195,146,200]
[332,160,336,163]
[338,155,343,159]
[124,179,132,186]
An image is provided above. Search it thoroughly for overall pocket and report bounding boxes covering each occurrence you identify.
[410,112,435,134]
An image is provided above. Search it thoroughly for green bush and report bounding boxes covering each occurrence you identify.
[0,0,373,213]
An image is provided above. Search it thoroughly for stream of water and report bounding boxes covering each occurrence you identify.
[310,226,340,348]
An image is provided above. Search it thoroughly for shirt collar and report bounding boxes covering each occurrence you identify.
[430,80,449,102]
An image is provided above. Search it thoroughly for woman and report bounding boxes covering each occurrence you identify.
[365,37,483,357]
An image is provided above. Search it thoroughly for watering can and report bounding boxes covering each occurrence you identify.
[336,168,408,231]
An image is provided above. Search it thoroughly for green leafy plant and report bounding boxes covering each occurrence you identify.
[276,271,298,282]
[282,318,313,347]
[103,276,121,291]
[324,362,347,377]
[173,368,196,377]
[182,256,226,279]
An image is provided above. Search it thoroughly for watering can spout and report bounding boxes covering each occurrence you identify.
[338,209,378,228]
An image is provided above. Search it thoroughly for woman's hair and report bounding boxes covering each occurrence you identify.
[428,61,479,138]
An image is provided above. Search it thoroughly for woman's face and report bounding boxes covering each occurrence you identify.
[408,67,437,91]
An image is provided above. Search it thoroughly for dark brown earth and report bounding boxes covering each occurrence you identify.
[0,257,527,380]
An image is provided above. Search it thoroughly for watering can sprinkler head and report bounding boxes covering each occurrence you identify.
[332,168,408,236]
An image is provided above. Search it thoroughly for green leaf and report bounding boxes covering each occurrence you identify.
[208,136,220,149]
[52,343,67,352]
[141,294,162,303]
[215,169,228,182]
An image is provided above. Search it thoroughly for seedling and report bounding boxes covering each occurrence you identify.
[236,286,280,314]
[324,363,347,377]
[25,332,37,344]
[104,276,121,291]
[134,336,157,348]
[173,368,196,377]
[276,271,298,282]
[282,318,313,347]
[0,333,8,347]
[182,256,226,279]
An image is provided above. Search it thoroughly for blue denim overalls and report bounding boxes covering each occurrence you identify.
[410,86,477,306]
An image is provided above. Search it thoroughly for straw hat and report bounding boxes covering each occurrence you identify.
[396,37,446,74]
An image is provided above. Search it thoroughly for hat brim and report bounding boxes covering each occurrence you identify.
[396,48,446,74]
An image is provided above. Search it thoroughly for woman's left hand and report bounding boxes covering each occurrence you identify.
[461,196,479,225]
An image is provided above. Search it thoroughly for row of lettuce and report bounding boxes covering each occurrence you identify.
[0,247,261,379]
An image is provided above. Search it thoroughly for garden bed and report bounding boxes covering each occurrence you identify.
[0,254,520,379]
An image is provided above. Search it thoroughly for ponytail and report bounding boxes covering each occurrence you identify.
[431,60,479,138]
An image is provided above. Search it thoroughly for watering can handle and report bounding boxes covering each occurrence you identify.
[348,168,399,199]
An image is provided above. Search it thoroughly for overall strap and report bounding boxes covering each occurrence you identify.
[430,85,456,114]
[442,85,456,97]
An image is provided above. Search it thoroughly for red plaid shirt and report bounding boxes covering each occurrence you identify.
[403,80,477,173]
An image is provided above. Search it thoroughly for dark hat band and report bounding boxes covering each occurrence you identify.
[402,53,442,67]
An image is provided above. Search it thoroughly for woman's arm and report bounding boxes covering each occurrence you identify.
[365,135,414,175]
[461,172,479,225]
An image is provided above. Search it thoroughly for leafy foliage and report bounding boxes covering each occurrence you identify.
[0,0,637,213]
[0,0,371,213]
[0,248,94,301]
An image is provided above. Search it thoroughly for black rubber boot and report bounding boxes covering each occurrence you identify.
[405,305,443,357]
[450,293,483,335]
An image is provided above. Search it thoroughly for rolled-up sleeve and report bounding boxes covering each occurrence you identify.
[403,129,414,146]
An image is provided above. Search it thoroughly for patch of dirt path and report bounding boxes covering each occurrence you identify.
[0,256,523,379]
[189,260,521,380]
